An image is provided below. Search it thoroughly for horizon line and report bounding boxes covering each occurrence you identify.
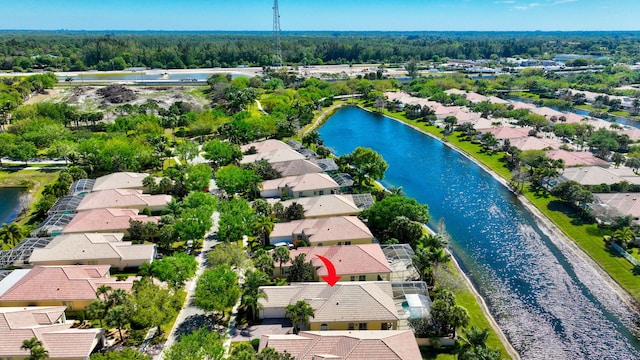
[1,29,640,33]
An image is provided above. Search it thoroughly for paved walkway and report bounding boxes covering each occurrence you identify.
[156,212,219,359]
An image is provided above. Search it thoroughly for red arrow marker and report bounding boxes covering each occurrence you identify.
[316,255,341,286]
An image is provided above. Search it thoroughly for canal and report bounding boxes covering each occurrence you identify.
[319,106,640,359]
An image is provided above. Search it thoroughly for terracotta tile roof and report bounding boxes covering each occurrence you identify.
[0,266,136,303]
[259,330,421,360]
[529,106,564,118]
[509,101,536,110]
[260,282,398,323]
[242,148,306,164]
[271,217,373,245]
[0,306,103,359]
[509,136,562,151]
[262,173,340,194]
[272,159,324,177]
[281,244,391,276]
[277,195,361,218]
[241,139,291,154]
[93,172,153,192]
[29,233,155,266]
[479,126,531,140]
[62,208,159,234]
[545,150,609,167]
[77,189,172,211]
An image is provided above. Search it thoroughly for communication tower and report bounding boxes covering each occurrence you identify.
[272,0,282,66]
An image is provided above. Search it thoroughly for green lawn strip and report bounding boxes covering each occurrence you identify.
[523,190,640,301]
[159,288,188,340]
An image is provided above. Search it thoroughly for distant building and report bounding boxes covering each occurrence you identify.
[92,172,156,192]
[260,173,341,199]
[61,208,160,235]
[76,189,172,213]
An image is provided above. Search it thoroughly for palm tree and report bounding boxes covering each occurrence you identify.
[613,226,636,249]
[107,288,129,307]
[95,284,113,302]
[285,300,315,334]
[253,215,274,246]
[21,337,49,360]
[272,246,290,277]
[0,223,24,248]
[411,248,432,283]
[241,289,268,323]
[457,326,501,360]
[142,175,157,194]
[86,300,107,328]
[105,305,130,343]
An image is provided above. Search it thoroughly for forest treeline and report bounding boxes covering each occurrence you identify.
[1,31,640,71]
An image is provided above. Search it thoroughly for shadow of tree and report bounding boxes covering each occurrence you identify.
[174,314,223,341]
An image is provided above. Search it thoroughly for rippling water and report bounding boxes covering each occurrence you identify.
[319,107,640,359]
[0,187,23,225]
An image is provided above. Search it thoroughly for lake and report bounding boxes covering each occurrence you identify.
[0,188,24,225]
[319,106,640,359]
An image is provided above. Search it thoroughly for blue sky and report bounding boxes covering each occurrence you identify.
[1,0,638,31]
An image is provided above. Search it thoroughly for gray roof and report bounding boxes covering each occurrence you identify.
[48,196,82,215]
[314,158,339,172]
[0,237,55,269]
[32,214,76,237]
[351,193,375,210]
[69,179,95,195]
[330,173,355,187]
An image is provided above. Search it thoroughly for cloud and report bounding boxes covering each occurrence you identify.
[552,0,578,4]
[514,2,541,10]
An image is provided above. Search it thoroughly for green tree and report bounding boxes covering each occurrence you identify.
[185,164,213,192]
[207,241,247,269]
[363,195,429,242]
[457,326,501,360]
[405,59,419,79]
[253,249,275,276]
[164,328,225,360]
[21,337,49,360]
[0,222,24,248]
[202,139,242,169]
[105,305,130,343]
[387,216,424,245]
[194,264,240,316]
[10,141,38,165]
[129,278,179,335]
[285,300,315,334]
[272,246,291,277]
[90,348,151,360]
[174,141,200,163]
[283,202,305,221]
[341,147,388,187]
[253,215,275,246]
[87,300,108,328]
[174,206,213,242]
[215,165,261,198]
[286,253,314,283]
[150,253,197,287]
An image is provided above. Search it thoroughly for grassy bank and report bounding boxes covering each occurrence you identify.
[0,168,60,226]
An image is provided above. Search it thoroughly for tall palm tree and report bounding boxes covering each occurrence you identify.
[105,305,130,343]
[253,215,274,246]
[95,285,113,302]
[0,223,24,248]
[241,289,267,323]
[285,300,315,334]
[272,246,290,277]
[107,288,129,307]
[613,226,636,249]
[86,300,107,328]
[21,337,49,360]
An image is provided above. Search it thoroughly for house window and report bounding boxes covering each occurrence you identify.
[319,190,324,195]
[345,241,351,245]
[337,242,342,246]
[358,323,368,330]
[320,323,329,331]
[350,276,356,281]
[348,323,355,330]
[358,275,366,281]
[318,243,323,246]
[298,192,303,197]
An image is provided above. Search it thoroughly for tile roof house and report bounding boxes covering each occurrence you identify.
[479,126,531,140]
[545,150,609,167]
[273,244,392,282]
[261,173,341,199]
[241,139,292,154]
[241,148,307,165]
[0,306,104,360]
[259,330,422,360]
[508,136,562,151]
[271,159,324,177]
[557,166,640,186]
[0,265,138,310]
[259,282,399,331]
[92,172,155,192]
[270,216,374,246]
[276,195,363,219]
[61,208,160,236]
[76,189,172,213]
[592,193,640,223]
[28,233,156,270]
